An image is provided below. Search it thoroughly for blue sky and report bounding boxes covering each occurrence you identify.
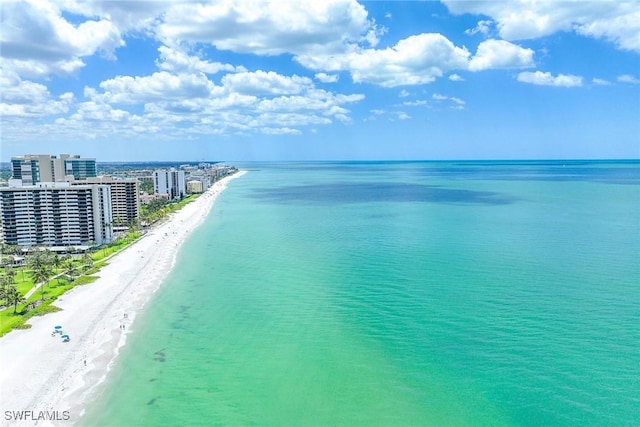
[1,0,639,161]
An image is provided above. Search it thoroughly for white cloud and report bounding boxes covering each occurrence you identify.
[432,93,465,109]
[59,0,166,33]
[61,67,366,139]
[592,78,611,86]
[397,111,410,120]
[315,73,339,83]
[157,0,378,55]
[222,71,313,95]
[465,20,493,36]
[261,127,302,135]
[618,74,640,84]
[0,0,124,77]
[469,39,535,71]
[297,33,471,87]
[444,0,640,53]
[96,72,220,104]
[298,34,537,87]
[403,100,428,107]
[517,71,583,87]
[399,90,410,98]
[448,74,464,81]
[156,46,245,74]
[0,69,74,116]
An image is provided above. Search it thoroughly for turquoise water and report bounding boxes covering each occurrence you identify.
[82,161,640,426]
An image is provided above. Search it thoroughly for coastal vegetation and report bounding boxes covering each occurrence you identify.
[0,193,199,336]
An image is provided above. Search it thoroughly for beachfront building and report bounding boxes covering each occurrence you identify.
[139,192,170,205]
[186,180,204,194]
[73,177,140,224]
[11,154,97,185]
[154,169,186,201]
[0,182,113,247]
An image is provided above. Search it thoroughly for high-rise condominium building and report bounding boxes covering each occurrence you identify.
[74,177,140,224]
[11,154,97,184]
[154,169,186,200]
[0,183,113,247]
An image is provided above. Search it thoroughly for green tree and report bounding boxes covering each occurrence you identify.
[30,262,53,301]
[4,285,25,314]
[4,267,16,286]
[140,180,154,193]
[82,253,94,271]
[64,258,77,283]
[51,254,63,284]
[0,272,15,303]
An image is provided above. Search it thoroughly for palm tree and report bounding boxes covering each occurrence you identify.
[30,263,53,301]
[1,267,15,300]
[82,253,94,272]
[63,258,77,283]
[4,267,16,285]
[28,249,46,271]
[0,273,14,305]
[4,285,25,314]
[51,254,63,284]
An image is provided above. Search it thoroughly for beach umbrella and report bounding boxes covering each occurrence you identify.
[54,326,62,330]
[61,335,69,339]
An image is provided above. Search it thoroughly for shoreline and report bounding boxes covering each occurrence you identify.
[0,171,246,426]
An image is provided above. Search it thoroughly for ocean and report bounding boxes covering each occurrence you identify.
[81,161,640,426]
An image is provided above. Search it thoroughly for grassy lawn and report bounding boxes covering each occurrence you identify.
[0,190,203,337]
[0,274,99,336]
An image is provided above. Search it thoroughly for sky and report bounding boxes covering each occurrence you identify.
[1,0,639,162]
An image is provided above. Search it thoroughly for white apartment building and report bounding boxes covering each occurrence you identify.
[73,176,140,224]
[154,169,186,200]
[0,182,113,247]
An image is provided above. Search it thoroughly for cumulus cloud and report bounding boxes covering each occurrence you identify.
[156,46,245,74]
[443,0,640,53]
[449,74,464,81]
[0,0,124,77]
[96,72,220,104]
[65,67,366,138]
[315,73,339,83]
[0,69,74,116]
[465,20,493,36]
[298,34,535,86]
[156,0,378,55]
[297,33,471,87]
[592,78,611,86]
[468,39,535,71]
[517,71,583,87]
[222,71,313,95]
[618,74,640,84]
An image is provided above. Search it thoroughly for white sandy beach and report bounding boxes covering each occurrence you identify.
[0,171,246,426]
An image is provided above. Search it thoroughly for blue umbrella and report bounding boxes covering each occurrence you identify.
[61,335,69,339]
[54,326,62,330]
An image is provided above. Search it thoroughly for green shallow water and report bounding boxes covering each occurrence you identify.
[81,161,640,426]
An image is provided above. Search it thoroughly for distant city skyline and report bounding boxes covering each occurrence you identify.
[1,0,639,161]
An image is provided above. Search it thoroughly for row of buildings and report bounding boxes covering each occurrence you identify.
[0,154,236,248]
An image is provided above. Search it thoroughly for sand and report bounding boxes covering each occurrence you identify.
[0,171,246,426]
